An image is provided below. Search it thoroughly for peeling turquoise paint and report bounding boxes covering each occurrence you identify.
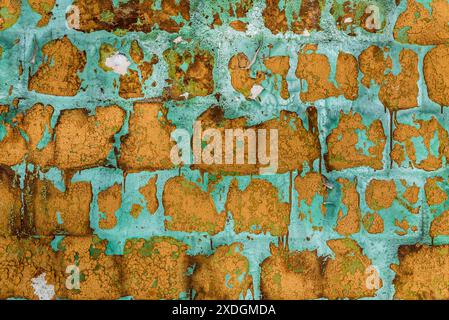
[1,0,449,300]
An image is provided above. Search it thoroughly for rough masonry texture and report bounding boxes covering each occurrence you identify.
[0,0,449,300]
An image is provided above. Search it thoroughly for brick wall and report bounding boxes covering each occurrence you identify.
[0,0,449,299]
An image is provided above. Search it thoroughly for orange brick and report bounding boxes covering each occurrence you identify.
[57,236,122,300]
[119,69,143,99]
[192,107,321,175]
[20,104,55,167]
[359,46,418,111]
[28,36,86,96]
[0,166,21,236]
[163,176,226,235]
[0,114,28,167]
[363,179,421,235]
[260,244,323,299]
[209,0,252,30]
[379,49,418,111]
[425,177,447,206]
[392,245,449,299]
[98,184,121,230]
[29,178,93,236]
[295,172,327,220]
[261,239,381,300]
[359,46,391,88]
[392,116,449,171]
[228,54,291,100]
[191,243,253,299]
[394,0,449,45]
[28,0,56,27]
[54,105,125,170]
[119,102,176,172]
[365,179,397,211]
[424,44,449,106]
[0,0,21,31]
[263,0,323,35]
[362,212,384,234]
[296,45,358,102]
[325,111,386,170]
[163,47,214,100]
[0,104,55,168]
[331,0,386,35]
[70,0,190,33]
[334,178,361,236]
[139,176,159,214]
[226,179,290,236]
[264,56,291,99]
[430,209,449,238]
[228,53,265,99]
[0,237,59,300]
[324,238,380,299]
[122,237,190,299]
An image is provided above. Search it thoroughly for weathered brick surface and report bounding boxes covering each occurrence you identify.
[28,0,55,27]
[97,183,121,230]
[0,166,21,236]
[226,178,290,236]
[323,238,380,299]
[139,176,159,214]
[260,244,324,299]
[392,245,449,299]
[163,47,215,100]
[70,0,190,33]
[0,1,20,31]
[0,104,125,169]
[28,36,86,96]
[331,0,388,35]
[263,0,324,35]
[191,243,253,299]
[394,0,449,45]
[361,178,421,238]
[119,102,176,172]
[325,111,386,171]
[334,178,361,236]
[163,176,226,235]
[423,44,449,106]
[29,178,93,236]
[0,236,59,300]
[0,0,448,300]
[296,45,359,102]
[392,116,449,170]
[359,46,419,111]
[122,237,190,299]
[56,236,123,300]
[54,106,125,170]
[260,238,380,299]
[192,107,320,174]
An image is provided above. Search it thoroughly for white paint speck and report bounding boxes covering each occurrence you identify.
[179,92,189,99]
[105,53,131,75]
[302,29,310,37]
[344,17,353,24]
[173,36,183,44]
[249,84,264,99]
[31,273,55,300]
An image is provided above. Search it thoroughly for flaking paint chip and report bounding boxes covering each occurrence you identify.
[105,53,131,75]
[249,84,264,99]
[31,273,55,300]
